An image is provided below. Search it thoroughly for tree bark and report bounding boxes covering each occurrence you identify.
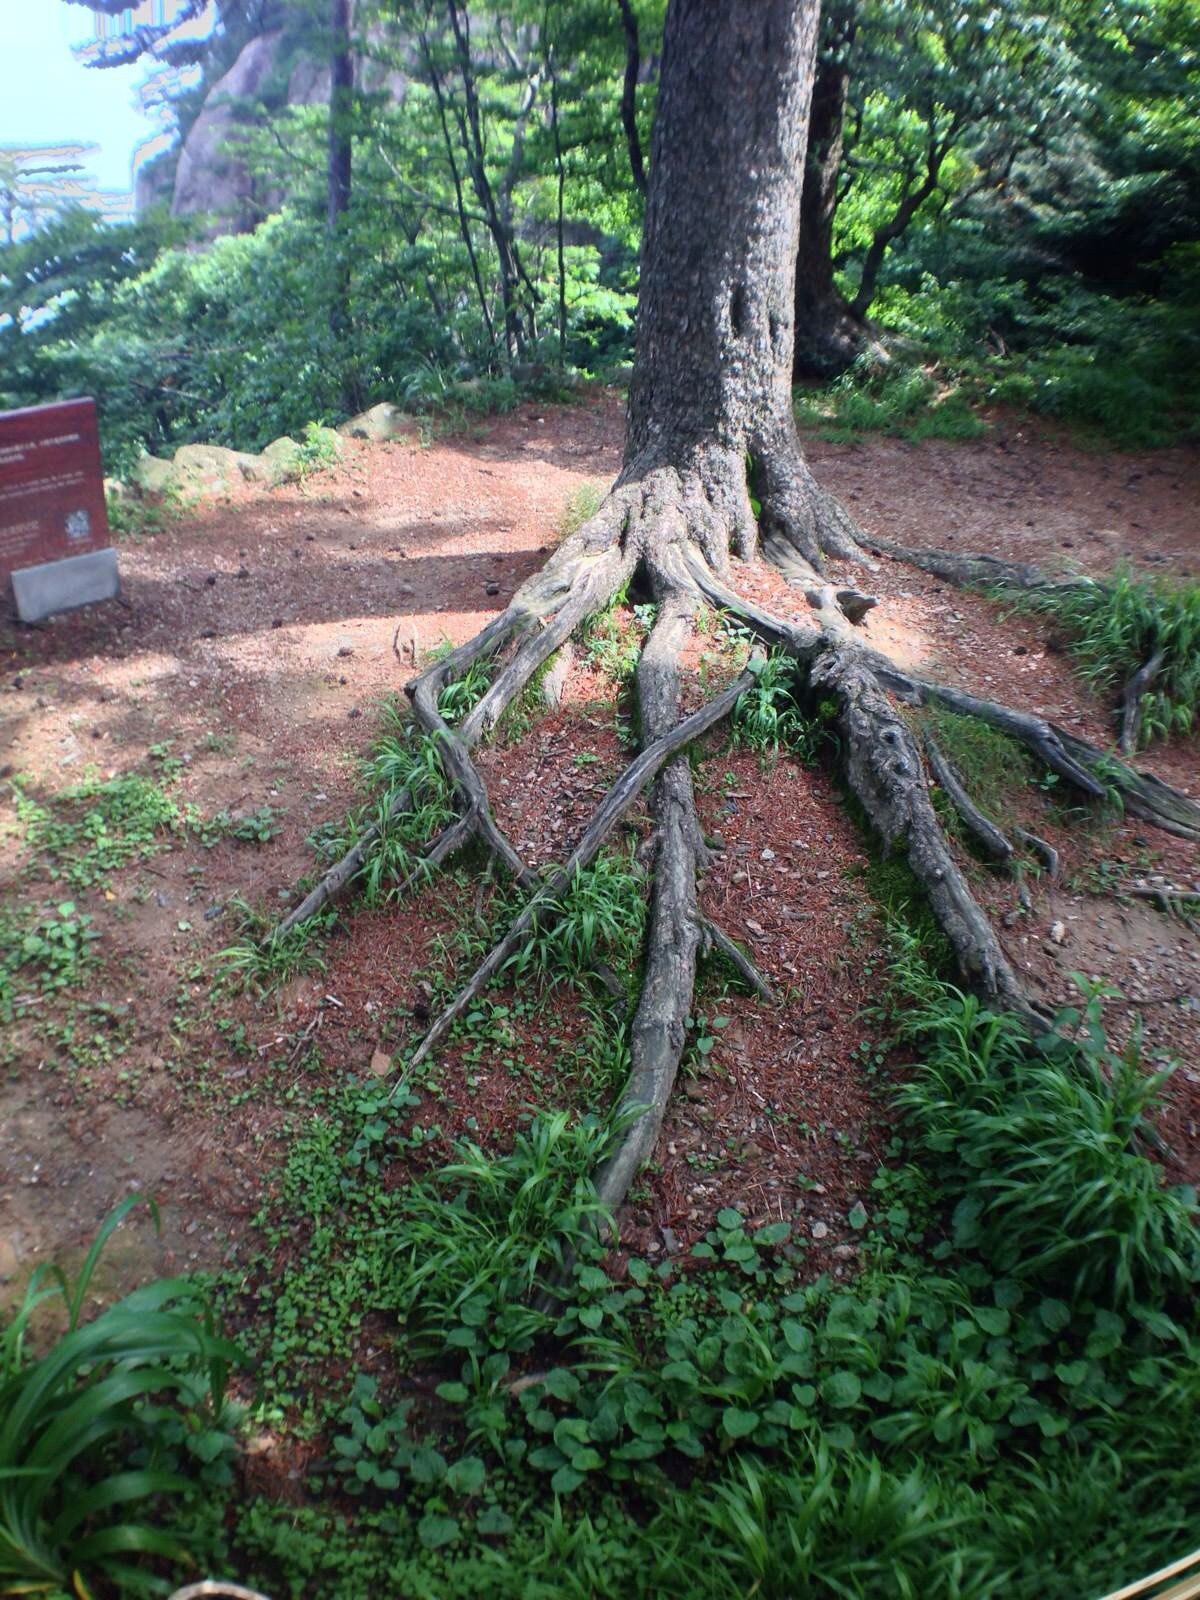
[615,0,647,196]
[326,0,353,233]
[624,0,855,573]
[792,44,865,379]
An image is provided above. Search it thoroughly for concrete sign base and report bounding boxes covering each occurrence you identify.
[12,547,120,622]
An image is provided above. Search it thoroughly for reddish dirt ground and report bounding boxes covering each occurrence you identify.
[1,392,1197,1308]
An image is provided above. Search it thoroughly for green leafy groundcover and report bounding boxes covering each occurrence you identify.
[192,962,1200,1600]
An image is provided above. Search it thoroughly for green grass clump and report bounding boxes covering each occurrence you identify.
[292,420,342,477]
[419,651,493,727]
[560,481,606,537]
[389,1111,613,1360]
[215,904,331,993]
[1008,566,1200,747]
[733,651,833,760]
[0,1198,239,1599]
[105,481,186,540]
[503,847,647,992]
[895,984,1199,1308]
[240,1087,611,1405]
[918,706,1033,817]
[312,705,459,908]
[14,771,183,889]
[579,597,652,687]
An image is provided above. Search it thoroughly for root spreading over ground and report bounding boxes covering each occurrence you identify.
[274,454,1200,1221]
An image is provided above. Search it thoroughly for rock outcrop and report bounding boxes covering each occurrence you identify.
[171,32,328,227]
[128,429,344,496]
[167,26,406,231]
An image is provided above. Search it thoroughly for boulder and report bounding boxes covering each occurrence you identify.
[168,28,408,233]
[172,443,261,490]
[131,455,183,496]
[171,33,292,227]
[338,402,416,443]
[237,453,280,485]
[259,435,305,482]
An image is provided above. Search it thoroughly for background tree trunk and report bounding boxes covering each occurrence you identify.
[616,0,647,196]
[326,0,353,232]
[792,46,866,379]
[327,0,355,409]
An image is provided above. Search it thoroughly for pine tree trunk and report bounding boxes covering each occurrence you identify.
[626,0,814,473]
[622,0,853,570]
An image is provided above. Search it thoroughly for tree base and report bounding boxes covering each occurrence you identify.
[270,449,1200,1219]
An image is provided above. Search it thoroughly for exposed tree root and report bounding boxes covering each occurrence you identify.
[1052,728,1200,842]
[403,644,758,1075]
[276,539,631,932]
[877,676,1109,798]
[1014,827,1060,881]
[392,814,476,899]
[811,642,1034,1018]
[1119,650,1166,756]
[869,539,1191,765]
[262,453,1200,1230]
[1122,883,1200,935]
[921,730,1014,866]
[407,642,535,891]
[594,593,711,1211]
[753,427,872,571]
[701,920,779,1004]
[868,534,1092,593]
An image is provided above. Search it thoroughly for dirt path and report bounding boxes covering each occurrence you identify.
[1,394,1197,1306]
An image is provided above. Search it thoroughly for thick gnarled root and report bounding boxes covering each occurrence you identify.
[267,453,1199,1231]
[403,649,756,1075]
[869,535,1093,593]
[812,643,1033,1016]
[920,730,1015,867]
[751,423,871,572]
[275,532,633,932]
[592,595,708,1212]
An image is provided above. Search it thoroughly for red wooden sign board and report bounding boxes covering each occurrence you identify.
[0,398,110,588]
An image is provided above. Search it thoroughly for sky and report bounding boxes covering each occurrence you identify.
[0,3,166,199]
